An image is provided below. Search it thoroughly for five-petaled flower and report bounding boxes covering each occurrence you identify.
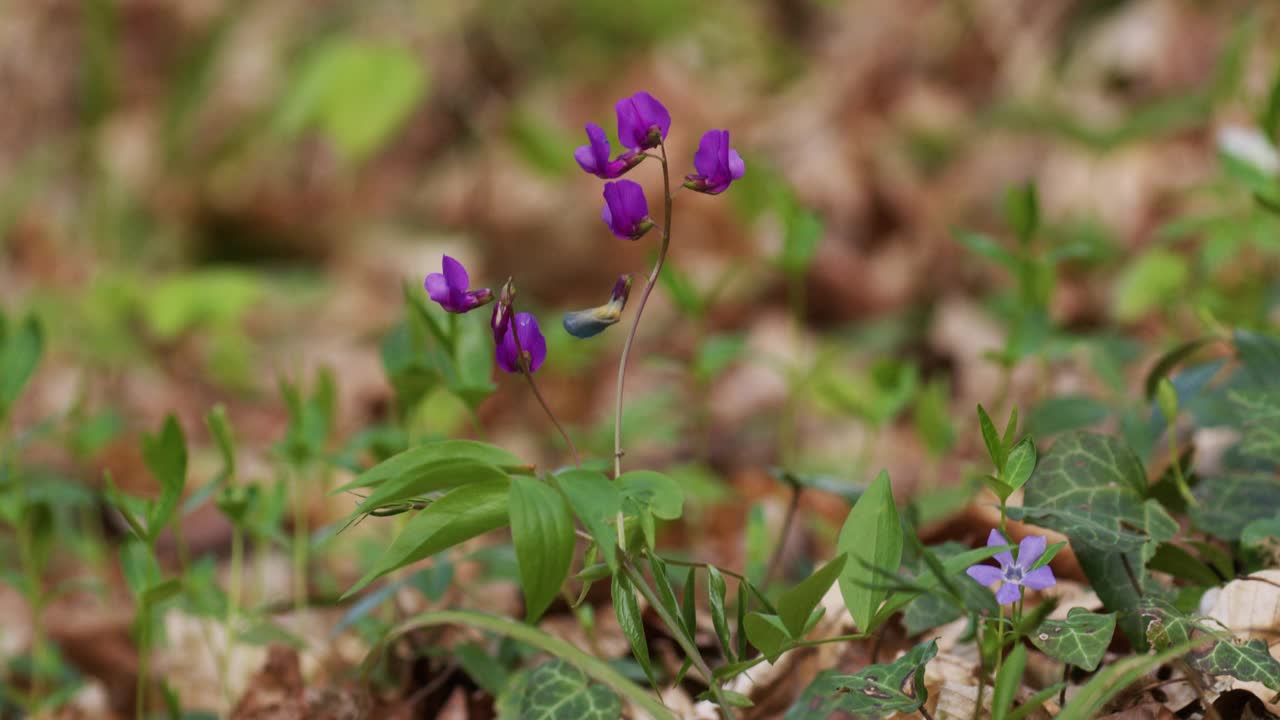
[684,129,745,195]
[574,123,642,179]
[424,256,493,314]
[601,180,653,240]
[563,275,633,339]
[496,312,547,374]
[965,530,1056,605]
[615,91,671,151]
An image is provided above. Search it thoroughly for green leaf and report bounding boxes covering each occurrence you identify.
[779,207,824,275]
[1004,181,1040,244]
[1234,329,1280,387]
[1019,432,1174,647]
[707,566,735,662]
[205,404,236,482]
[0,314,42,421]
[1008,683,1068,720]
[1155,378,1180,424]
[1144,597,1280,692]
[744,612,790,662]
[902,543,1000,634]
[1112,250,1189,322]
[509,477,574,623]
[1231,391,1280,465]
[275,40,428,163]
[1003,437,1037,491]
[1146,543,1222,587]
[346,458,509,519]
[142,415,187,538]
[617,470,683,520]
[1029,608,1116,672]
[785,638,936,719]
[1242,514,1280,548]
[1056,636,1209,720]
[871,543,1011,629]
[777,554,846,637]
[838,471,903,632]
[452,643,508,696]
[332,439,523,495]
[977,404,1005,472]
[1191,472,1280,541]
[1143,337,1217,399]
[611,573,655,686]
[956,230,1017,270]
[386,611,674,720]
[346,480,510,596]
[682,567,697,642]
[648,556,686,638]
[555,469,620,572]
[992,642,1027,720]
[515,660,622,720]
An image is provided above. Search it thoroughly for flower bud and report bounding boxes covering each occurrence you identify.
[563,275,633,338]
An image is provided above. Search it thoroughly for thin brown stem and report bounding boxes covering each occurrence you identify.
[763,485,802,589]
[613,141,673,479]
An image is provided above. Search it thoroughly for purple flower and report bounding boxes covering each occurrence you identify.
[615,92,671,151]
[601,180,653,240]
[425,255,493,313]
[684,130,745,195]
[496,312,547,374]
[965,530,1056,606]
[563,275,632,339]
[574,123,642,179]
[491,279,515,344]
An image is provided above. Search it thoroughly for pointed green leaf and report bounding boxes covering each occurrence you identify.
[1144,598,1280,692]
[346,480,510,596]
[611,573,655,686]
[617,470,684,520]
[778,554,846,637]
[707,565,735,662]
[785,638,937,719]
[1030,608,1116,672]
[0,314,42,421]
[509,476,574,622]
[838,471,902,632]
[331,439,524,495]
[556,469,620,571]
[978,404,1005,471]
[142,415,187,538]
[992,643,1027,720]
[1003,437,1037,491]
[744,612,791,662]
[682,566,697,642]
[347,458,508,519]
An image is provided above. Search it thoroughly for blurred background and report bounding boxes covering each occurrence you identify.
[3,0,1280,715]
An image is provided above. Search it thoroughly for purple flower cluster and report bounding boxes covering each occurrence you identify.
[965,530,1057,605]
[422,258,545,375]
[572,91,744,242]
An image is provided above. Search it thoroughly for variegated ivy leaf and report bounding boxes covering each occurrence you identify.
[1191,472,1280,542]
[1030,608,1116,672]
[1143,598,1280,692]
[784,639,937,719]
[504,660,622,720]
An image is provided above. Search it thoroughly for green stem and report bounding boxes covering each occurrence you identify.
[1167,434,1197,507]
[135,601,150,720]
[611,141,674,550]
[221,524,244,710]
[622,560,736,720]
[291,466,308,612]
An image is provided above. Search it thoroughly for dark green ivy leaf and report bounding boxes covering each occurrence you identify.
[785,638,937,719]
[1029,608,1116,672]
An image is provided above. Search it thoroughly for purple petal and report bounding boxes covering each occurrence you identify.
[728,149,745,180]
[1022,566,1057,591]
[1016,535,1047,571]
[441,255,469,292]
[995,583,1022,606]
[495,332,519,373]
[424,273,450,305]
[618,180,648,223]
[694,130,725,179]
[516,313,547,372]
[615,91,670,149]
[965,565,1002,586]
[987,529,1014,568]
[574,123,611,175]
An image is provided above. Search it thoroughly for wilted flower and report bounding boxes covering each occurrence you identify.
[563,275,632,339]
[965,530,1056,606]
[424,255,493,313]
[616,91,671,151]
[574,123,642,179]
[684,130,745,195]
[496,312,547,374]
[602,180,653,240]
[491,279,515,344]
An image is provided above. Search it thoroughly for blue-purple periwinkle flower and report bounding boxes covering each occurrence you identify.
[965,530,1056,606]
[425,255,494,314]
[574,123,643,179]
[496,312,547,374]
[684,130,745,195]
[616,91,671,151]
[563,275,633,339]
[601,180,653,241]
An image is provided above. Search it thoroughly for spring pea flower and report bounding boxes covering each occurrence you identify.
[496,312,547,374]
[965,530,1056,606]
[563,275,633,339]
[684,130,745,195]
[424,255,494,313]
[575,123,643,179]
[601,180,653,240]
[616,91,671,151]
